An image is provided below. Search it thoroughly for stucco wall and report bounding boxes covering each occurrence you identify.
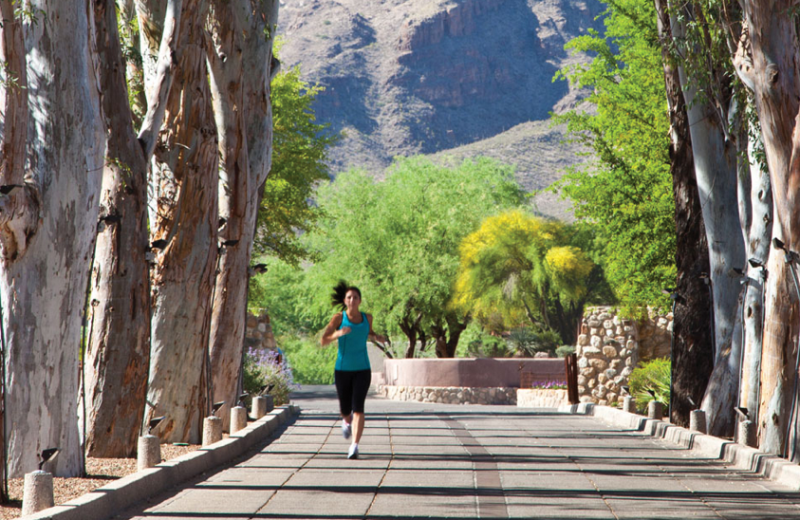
[382,358,565,388]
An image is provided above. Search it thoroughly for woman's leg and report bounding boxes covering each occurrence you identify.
[334,370,354,423]
[352,412,365,443]
[351,370,372,443]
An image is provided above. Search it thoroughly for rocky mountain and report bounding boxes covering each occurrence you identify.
[278,0,604,218]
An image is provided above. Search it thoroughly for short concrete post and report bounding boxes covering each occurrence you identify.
[622,396,636,414]
[647,400,663,419]
[137,434,161,470]
[737,419,754,447]
[689,410,707,434]
[230,406,248,433]
[21,470,54,516]
[203,415,223,446]
[252,395,272,419]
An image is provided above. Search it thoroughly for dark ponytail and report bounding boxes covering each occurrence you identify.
[331,280,361,310]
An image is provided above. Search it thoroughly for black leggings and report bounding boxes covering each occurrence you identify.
[334,369,371,416]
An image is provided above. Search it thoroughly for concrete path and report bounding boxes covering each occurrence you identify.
[118,386,800,520]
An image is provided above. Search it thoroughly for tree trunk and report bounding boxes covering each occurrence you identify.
[741,0,800,457]
[657,0,715,427]
[0,0,106,477]
[398,311,422,359]
[206,0,279,432]
[0,0,27,486]
[662,60,714,426]
[668,3,746,436]
[143,0,220,444]
[432,314,468,358]
[81,0,156,458]
[735,116,772,427]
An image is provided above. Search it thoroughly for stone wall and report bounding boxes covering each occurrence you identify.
[576,306,638,406]
[637,310,672,361]
[516,389,568,408]
[245,312,276,351]
[378,385,516,405]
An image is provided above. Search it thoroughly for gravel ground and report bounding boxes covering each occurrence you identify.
[0,444,199,520]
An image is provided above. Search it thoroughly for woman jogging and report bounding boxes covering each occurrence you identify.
[321,281,387,459]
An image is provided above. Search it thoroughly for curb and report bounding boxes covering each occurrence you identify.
[24,405,301,520]
[588,405,800,490]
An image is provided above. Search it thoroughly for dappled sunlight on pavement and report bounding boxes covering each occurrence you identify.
[116,386,800,519]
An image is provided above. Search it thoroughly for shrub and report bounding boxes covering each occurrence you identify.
[508,328,561,357]
[628,358,670,411]
[279,335,337,384]
[555,345,576,358]
[243,348,298,405]
[456,322,510,358]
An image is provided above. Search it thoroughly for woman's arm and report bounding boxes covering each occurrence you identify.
[366,314,388,345]
[321,313,347,346]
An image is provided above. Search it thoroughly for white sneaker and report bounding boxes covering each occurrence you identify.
[347,444,359,460]
[341,421,352,440]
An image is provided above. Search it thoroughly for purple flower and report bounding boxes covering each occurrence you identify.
[531,380,568,390]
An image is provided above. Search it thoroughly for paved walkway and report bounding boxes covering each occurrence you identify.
[118,386,800,519]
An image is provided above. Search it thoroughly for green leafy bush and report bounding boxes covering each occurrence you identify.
[243,349,297,405]
[457,323,509,357]
[555,345,576,358]
[279,335,337,384]
[628,358,670,411]
[508,328,561,357]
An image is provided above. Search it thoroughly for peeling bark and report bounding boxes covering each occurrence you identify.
[207,0,278,430]
[741,0,800,457]
[82,0,152,458]
[143,0,219,444]
[1,0,106,477]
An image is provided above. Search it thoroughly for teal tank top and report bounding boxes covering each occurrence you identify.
[336,311,371,371]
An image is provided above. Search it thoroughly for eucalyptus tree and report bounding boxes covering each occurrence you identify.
[82,0,180,458]
[732,0,800,457]
[0,0,106,476]
[653,0,713,427]
[141,0,221,444]
[207,0,280,431]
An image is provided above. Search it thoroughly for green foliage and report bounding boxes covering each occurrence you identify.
[456,322,509,358]
[248,257,327,335]
[116,3,146,124]
[255,53,341,265]
[242,349,297,406]
[452,209,596,343]
[306,156,526,353]
[555,345,576,358]
[552,0,675,314]
[507,328,561,357]
[278,335,336,385]
[629,358,671,410]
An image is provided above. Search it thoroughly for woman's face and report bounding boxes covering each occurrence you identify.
[344,289,361,310]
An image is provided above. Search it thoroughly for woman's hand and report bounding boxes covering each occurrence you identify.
[337,326,352,338]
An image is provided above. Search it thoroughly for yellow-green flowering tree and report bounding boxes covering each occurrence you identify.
[452,210,596,344]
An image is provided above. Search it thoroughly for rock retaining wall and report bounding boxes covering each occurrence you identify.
[637,310,672,361]
[378,385,516,405]
[516,389,568,408]
[577,306,639,406]
[246,311,276,350]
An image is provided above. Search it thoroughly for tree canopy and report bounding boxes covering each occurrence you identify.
[254,55,341,265]
[552,0,674,315]
[304,156,526,357]
[452,209,596,344]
